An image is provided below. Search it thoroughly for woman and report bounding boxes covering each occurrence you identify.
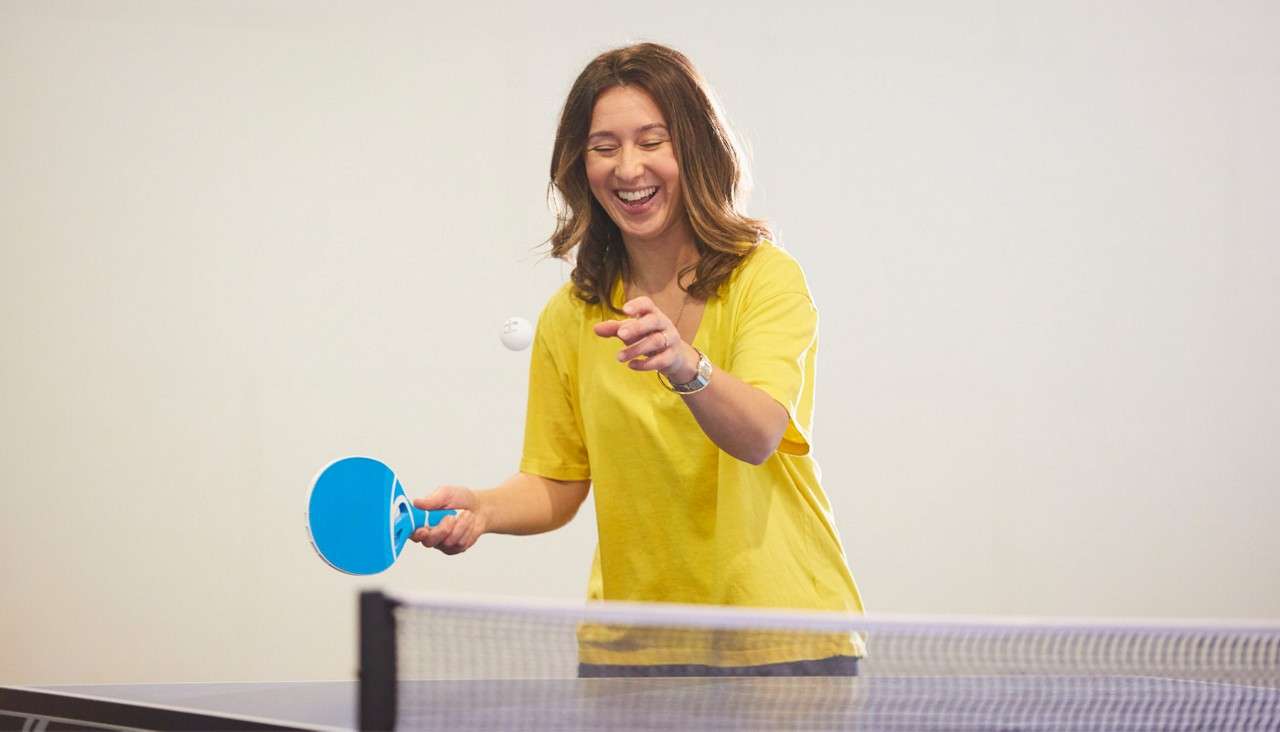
[412,42,864,676]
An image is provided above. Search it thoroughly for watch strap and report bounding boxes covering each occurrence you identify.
[662,349,712,394]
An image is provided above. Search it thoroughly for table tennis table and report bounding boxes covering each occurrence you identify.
[5,674,1280,730]
[7,592,1279,730]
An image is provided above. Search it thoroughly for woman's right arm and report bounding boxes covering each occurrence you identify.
[410,472,590,555]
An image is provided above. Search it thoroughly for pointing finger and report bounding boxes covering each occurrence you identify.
[593,320,623,338]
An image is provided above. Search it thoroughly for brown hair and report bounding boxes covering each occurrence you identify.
[547,43,769,311]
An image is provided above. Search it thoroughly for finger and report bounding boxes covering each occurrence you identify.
[606,319,646,345]
[443,516,486,555]
[618,330,673,363]
[616,314,664,344]
[415,485,471,511]
[622,296,655,318]
[610,319,637,344]
[415,525,440,548]
[593,320,623,338]
[440,511,472,549]
[629,347,679,372]
[442,517,478,557]
[414,488,454,511]
[461,519,485,550]
[418,515,457,548]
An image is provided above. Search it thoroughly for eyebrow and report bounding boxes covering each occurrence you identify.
[586,123,669,143]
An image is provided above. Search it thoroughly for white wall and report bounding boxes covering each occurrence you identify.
[2,1,1277,684]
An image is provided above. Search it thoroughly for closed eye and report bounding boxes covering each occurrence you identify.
[589,141,667,155]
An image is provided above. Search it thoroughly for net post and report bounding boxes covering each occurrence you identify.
[359,590,398,731]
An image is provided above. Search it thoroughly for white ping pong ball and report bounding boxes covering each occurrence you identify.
[500,317,533,351]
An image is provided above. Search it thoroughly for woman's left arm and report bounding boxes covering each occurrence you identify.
[671,349,788,465]
[595,297,790,465]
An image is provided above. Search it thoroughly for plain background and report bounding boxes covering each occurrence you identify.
[2,1,1277,684]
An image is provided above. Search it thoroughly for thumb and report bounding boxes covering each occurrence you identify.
[414,486,468,511]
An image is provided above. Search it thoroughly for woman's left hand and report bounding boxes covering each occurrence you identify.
[593,296,695,378]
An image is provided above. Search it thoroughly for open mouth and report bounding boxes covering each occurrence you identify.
[615,186,659,210]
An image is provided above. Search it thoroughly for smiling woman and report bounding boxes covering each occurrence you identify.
[409,42,865,678]
[547,43,765,308]
[585,103,675,229]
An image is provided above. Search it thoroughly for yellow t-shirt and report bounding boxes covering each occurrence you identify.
[520,240,864,666]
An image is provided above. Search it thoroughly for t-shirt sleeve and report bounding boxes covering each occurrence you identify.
[519,293,592,480]
[728,253,819,456]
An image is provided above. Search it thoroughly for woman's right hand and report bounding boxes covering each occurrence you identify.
[411,486,487,555]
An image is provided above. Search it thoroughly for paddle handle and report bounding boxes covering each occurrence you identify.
[411,506,457,529]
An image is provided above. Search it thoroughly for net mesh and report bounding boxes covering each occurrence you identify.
[383,594,1280,731]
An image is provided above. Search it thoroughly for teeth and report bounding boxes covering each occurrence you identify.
[617,186,657,202]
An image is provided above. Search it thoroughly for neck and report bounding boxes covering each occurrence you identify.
[621,219,699,295]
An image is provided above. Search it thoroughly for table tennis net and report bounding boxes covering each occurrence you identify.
[360,591,1280,730]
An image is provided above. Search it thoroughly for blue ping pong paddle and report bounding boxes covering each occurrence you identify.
[305,456,456,575]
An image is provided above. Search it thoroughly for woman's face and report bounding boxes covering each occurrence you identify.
[584,86,687,247]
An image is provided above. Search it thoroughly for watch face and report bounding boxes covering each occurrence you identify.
[697,354,713,379]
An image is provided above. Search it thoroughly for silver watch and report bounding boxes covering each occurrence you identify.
[667,349,713,394]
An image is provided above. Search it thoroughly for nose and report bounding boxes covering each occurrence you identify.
[614,144,645,183]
